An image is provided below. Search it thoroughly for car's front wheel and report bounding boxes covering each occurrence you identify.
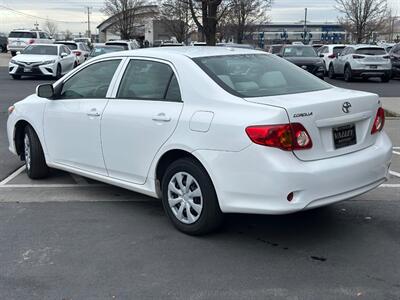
[381,74,391,83]
[161,158,223,235]
[55,64,62,79]
[23,126,49,179]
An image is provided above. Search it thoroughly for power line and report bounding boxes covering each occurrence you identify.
[0,4,87,24]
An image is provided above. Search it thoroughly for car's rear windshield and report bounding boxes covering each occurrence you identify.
[22,45,57,55]
[106,42,128,50]
[356,48,386,55]
[271,45,283,53]
[194,54,331,98]
[333,46,345,55]
[59,43,77,50]
[90,46,124,56]
[9,31,36,38]
[283,46,317,57]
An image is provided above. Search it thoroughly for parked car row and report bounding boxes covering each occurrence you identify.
[266,42,399,82]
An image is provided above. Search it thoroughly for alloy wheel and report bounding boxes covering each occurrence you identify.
[167,172,203,224]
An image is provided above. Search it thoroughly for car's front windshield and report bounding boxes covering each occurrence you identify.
[194,54,331,98]
[283,46,317,57]
[22,45,58,55]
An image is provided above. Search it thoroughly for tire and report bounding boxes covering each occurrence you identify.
[328,64,336,79]
[161,158,223,235]
[23,126,49,179]
[344,65,353,82]
[381,74,390,83]
[11,51,16,57]
[56,64,62,79]
[11,75,21,80]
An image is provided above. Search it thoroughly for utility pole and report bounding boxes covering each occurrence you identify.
[85,6,92,41]
[303,8,308,44]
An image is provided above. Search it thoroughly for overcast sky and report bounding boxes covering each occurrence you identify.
[0,0,399,33]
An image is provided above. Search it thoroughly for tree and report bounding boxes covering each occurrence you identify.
[44,19,58,38]
[335,0,389,43]
[102,0,146,40]
[159,0,192,43]
[64,30,73,40]
[186,0,227,45]
[225,0,272,44]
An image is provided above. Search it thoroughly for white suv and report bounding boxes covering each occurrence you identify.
[105,40,140,50]
[329,45,392,82]
[317,44,346,72]
[8,30,54,56]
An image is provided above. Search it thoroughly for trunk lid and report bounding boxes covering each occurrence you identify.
[245,87,380,161]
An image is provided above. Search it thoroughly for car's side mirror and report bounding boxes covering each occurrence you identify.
[36,84,54,98]
[16,51,21,55]
[277,54,283,57]
[60,52,68,58]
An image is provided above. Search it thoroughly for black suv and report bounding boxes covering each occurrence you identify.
[389,43,400,78]
[0,35,7,53]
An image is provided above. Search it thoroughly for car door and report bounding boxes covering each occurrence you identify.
[336,47,349,74]
[43,58,123,175]
[101,58,184,184]
[60,46,74,72]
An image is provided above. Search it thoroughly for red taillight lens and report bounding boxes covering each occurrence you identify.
[371,107,385,134]
[245,123,312,151]
[352,55,364,59]
[28,39,35,44]
[73,50,82,56]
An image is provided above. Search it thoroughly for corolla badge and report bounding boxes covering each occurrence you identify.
[342,102,352,113]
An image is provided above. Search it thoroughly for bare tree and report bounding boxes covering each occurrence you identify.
[44,19,58,38]
[159,0,192,43]
[185,0,228,45]
[226,0,272,44]
[64,30,73,40]
[335,0,389,43]
[102,0,146,40]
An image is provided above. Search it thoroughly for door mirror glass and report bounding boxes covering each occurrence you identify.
[37,84,54,98]
[16,51,21,55]
[60,52,68,58]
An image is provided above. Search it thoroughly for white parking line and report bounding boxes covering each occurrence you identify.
[389,170,400,178]
[0,166,26,185]
[393,147,400,150]
[0,184,106,188]
[393,151,400,156]
[380,184,400,188]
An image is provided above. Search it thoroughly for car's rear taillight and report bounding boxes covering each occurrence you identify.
[28,39,35,44]
[245,123,312,151]
[73,50,82,56]
[371,107,385,134]
[328,54,336,59]
[352,55,364,59]
[383,55,390,59]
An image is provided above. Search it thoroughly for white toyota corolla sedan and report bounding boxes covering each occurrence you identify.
[7,47,392,234]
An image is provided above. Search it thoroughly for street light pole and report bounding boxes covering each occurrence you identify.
[303,8,308,44]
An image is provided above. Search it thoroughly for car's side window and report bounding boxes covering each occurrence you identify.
[39,32,45,39]
[64,46,71,54]
[59,59,121,100]
[117,60,181,102]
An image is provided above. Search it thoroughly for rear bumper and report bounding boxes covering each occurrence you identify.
[351,69,391,78]
[195,132,392,214]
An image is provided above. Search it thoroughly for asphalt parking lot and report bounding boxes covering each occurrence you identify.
[0,52,400,299]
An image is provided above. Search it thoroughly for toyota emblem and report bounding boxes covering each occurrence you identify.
[342,102,352,113]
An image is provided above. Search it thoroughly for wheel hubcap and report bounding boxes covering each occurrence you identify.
[168,172,203,224]
[24,134,31,170]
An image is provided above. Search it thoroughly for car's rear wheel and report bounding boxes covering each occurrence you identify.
[344,66,353,82]
[24,126,49,179]
[161,158,223,235]
[11,75,21,80]
[328,64,336,79]
[56,64,62,79]
[11,51,16,57]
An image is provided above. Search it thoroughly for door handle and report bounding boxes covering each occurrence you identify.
[152,113,171,122]
[87,108,101,117]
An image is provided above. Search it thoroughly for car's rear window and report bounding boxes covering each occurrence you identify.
[22,45,57,55]
[356,48,386,55]
[333,46,345,55]
[194,54,331,98]
[60,43,78,50]
[9,31,36,39]
[106,42,128,50]
[283,46,317,57]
